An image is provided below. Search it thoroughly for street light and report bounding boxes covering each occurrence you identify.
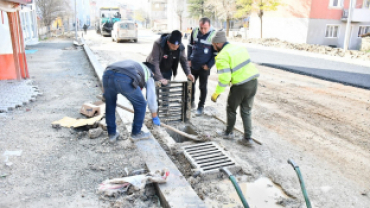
[75,0,77,40]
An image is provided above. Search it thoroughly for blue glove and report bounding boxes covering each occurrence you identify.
[152,116,161,126]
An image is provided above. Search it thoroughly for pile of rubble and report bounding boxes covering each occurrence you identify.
[232,37,370,61]
[361,37,370,52]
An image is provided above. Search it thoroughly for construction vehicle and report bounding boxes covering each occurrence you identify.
[95,7,121,37]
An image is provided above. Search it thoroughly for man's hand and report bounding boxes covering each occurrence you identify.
[160,79,168,85]
[211,93,220,102]
[203,65,209,70]
[188,61,192,67]
[152,116,161,126]
[187,74,195,83]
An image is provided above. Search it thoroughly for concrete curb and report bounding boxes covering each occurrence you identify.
[82,39,206,208]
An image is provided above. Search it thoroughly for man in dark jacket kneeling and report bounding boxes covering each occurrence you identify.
[103,60,160,144]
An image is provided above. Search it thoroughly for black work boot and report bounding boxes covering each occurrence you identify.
[109,131,120,144]
[195,107,204,116]
[191,102,196,109]
[130,131,150,142]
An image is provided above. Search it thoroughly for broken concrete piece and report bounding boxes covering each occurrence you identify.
[80,101,105,118]
[101,169,169,190]
[90,164,106,171]
[99,118,107,131]
[89,127,103,139]
[52,114,104,128]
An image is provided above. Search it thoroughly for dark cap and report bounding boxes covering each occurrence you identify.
[168,30,182,45]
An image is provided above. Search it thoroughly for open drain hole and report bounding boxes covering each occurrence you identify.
[165,124,198,143]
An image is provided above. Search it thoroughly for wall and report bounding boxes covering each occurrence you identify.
[249,16,310,43]
[19,1,38,45]
[350,23,370,49]
[248,0,312,43]
[308,0,368,49]
[307,19,346,47]
[0,12,16,79]
[310,0,363,20]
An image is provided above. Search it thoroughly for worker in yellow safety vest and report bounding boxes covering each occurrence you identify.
[210,31,259,146]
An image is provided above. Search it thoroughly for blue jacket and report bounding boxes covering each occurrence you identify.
[187,27,217,70]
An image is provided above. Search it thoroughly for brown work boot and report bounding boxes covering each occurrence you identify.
[216,130,235,140]
[237,138,255,146]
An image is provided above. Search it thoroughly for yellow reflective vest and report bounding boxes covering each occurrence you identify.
[215,43,259,94]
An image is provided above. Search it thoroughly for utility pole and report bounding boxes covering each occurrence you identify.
[75,0,77,40]
[259,0,263,38]
[343,0,353,52]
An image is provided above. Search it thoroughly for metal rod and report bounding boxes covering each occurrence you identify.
[288,159,312,208]
[75,0,77,41]
[96,95,201,141]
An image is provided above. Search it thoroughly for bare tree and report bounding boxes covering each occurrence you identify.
[235,0,282,38]
[174,0,185,30]
[36,0,71,28]
[206,0,236,36]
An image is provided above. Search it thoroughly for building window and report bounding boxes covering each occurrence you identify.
[325,25,339,38]
[364,0,370,8]
[358,26,370,37]
[330,0,344,7]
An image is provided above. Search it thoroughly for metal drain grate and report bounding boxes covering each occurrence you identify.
[156,81,192,123]
[183,142,239,174]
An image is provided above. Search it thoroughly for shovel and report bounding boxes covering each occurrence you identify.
[96,95,204,141]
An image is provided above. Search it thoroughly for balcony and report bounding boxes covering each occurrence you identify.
[342,9,370,22]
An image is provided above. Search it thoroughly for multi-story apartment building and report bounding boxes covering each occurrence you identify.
[148,0,195,31]
[248,0,370,49]
[148,0,167,29]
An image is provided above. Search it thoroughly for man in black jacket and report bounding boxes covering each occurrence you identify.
[188,18,217,115]
[146,30,194,84]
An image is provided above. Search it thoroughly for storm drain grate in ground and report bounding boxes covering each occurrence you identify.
[183,142,239,175]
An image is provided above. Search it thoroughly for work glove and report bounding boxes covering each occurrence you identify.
[152,116,161,126]
[211,93,220,102]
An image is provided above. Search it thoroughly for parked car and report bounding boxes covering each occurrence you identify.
[112,20,138,43]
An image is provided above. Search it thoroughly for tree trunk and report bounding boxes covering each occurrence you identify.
[226,17,230,37]
[180,17,182,31]
[260,15,263,38]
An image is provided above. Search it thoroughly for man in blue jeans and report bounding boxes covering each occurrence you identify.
[103,60,160,144]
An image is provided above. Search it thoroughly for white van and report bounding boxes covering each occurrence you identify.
[112,21,138,43]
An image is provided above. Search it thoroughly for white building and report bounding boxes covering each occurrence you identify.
[19,1,38,45]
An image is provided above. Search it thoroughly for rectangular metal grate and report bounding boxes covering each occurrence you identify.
[156,81,192,123]
[182,142,239,174]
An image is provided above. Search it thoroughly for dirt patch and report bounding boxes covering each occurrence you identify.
[147,118,299,208]
[0,41,161,208]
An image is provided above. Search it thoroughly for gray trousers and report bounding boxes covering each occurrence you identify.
[226,79,258,139]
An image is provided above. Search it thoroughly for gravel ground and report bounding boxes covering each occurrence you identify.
[0,39,161,208]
